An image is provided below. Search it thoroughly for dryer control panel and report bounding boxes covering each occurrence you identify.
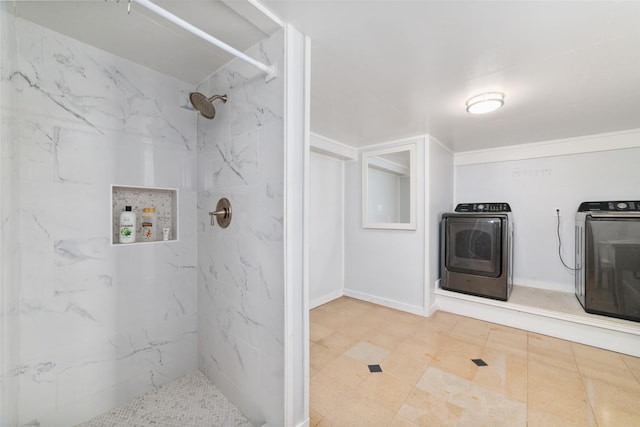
[455,203,511,213]
[578,201,640,212]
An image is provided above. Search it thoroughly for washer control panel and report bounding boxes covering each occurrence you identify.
[455,203,511,213]
[578,201,640,212]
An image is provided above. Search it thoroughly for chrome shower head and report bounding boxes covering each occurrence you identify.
[189,92,227,119]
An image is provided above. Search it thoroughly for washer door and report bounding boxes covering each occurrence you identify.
[583,216,640,321]
[445,217,503,277]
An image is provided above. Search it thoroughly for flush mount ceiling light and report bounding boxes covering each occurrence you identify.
[466,92,505,114]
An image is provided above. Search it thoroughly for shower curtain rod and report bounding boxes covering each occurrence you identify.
[131,0,278,81]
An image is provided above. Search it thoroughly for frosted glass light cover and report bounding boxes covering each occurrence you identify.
[466,92,505,114]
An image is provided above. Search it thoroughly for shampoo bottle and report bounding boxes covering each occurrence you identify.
[141,207,157,241]
[119,206,136,244]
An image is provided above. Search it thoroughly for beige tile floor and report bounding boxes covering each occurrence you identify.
[310,297,640,427]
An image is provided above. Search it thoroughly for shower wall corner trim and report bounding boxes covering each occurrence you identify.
[132,0,278,81]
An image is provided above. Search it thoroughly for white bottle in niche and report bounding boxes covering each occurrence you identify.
[141,207,157,241]
[119,206,136,244]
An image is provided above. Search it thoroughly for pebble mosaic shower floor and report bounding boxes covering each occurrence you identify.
[77,370,253,427]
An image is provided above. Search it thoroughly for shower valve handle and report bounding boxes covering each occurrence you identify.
[209,208,230,226]
[208,198,232,228]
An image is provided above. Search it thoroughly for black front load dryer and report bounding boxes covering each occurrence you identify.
[441,203,514,301]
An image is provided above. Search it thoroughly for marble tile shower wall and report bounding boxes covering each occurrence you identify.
[196,29,286,426]
[3,17,198,426]
[1,5,21,427]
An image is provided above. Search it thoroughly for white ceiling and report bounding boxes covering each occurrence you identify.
[11,1,640,152]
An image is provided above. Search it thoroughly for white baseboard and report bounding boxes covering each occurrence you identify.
[310,289,344,309]
[343,288,424,316]
[262,421,309,427]
[426,279,440,316]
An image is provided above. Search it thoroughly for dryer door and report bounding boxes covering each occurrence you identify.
[445,217,503,277]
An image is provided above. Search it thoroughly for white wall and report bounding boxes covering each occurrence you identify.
[284,27,309,425]
[3,16,198,426]
[309,151,344,307]
[455,130,640,293]
[426,139,454,313]
[344,137,426,314]
[315,134,452,316]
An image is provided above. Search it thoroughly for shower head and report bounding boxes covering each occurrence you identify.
[189,92,228,119]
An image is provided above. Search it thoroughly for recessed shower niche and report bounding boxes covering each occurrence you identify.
[111,185,178,245]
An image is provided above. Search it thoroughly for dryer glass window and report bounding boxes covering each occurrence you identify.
[446,218,502,277]
[455,229,493,260]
